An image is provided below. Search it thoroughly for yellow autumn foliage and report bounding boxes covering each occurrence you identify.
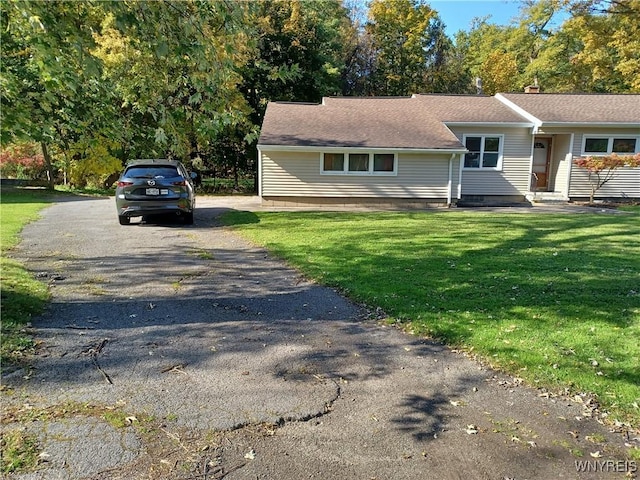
[68,138,122,188]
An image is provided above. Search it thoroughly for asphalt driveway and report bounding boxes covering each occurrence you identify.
[2,195,635,479]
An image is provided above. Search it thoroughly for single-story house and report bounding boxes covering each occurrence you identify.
[257,91,640,207]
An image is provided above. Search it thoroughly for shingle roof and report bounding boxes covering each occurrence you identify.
[498,93,640,124]
[259,97,466,151]
[412,94,531,123]
[258,93,639,149]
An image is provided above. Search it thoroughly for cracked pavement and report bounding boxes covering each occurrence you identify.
[1,196,636,479]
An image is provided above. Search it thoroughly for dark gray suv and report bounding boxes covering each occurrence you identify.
[115,159,195,225]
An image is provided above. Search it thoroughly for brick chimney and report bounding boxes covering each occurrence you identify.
[525,77,540,94]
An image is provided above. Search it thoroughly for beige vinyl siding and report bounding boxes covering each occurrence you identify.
[568,128,640,198]
[261,151,455,198]
[550,134,573,195]
[569,166,640,198]
[450,126,532,195]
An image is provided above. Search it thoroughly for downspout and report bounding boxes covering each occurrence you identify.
[565,133,575,200]
[528,127,536,197]
[447,154,454,207]
[457,153,464,203]
[257,147,263,199]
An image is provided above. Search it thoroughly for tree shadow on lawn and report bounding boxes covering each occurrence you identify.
[4,209,639,431]
[251,212,640,331]
[222,211,640,418]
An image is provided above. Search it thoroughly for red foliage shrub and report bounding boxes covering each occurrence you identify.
[0,143,46,179]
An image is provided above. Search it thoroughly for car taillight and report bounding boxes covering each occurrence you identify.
[172,180,186,186]
[117,181,133,187]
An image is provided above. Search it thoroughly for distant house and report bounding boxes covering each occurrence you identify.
[257,91,640,207]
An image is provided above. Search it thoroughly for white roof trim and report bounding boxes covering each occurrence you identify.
[495,93,543,130]
[538,122,640,128]
[258,144,468,154]
[444,121,534,128]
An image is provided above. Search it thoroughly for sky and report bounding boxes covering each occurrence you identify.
[428,0,526,37]
[346,0,570,39]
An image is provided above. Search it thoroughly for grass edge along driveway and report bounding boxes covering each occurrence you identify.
[0,189,52,368]
[222,209,640,429]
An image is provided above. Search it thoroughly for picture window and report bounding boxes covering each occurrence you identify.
[321,152,397,175]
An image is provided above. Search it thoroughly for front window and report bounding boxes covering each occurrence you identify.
[321,152,397,175]
[348,153,369,172]
[374,154,395,172]
[323,153,344,171]
[584,136,639,154]
[464,135,502,169]
[584,138,608,153]
[612,138,637,153]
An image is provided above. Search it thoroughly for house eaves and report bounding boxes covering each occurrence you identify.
[444,121,534,128]
[257,144,468,154]
[531,122,640,129]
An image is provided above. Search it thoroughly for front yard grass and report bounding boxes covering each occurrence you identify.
[1,189,52,368]
[223,210,640,427]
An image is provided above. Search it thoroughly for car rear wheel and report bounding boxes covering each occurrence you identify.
[118,215,131,225]
[183,211,194,225]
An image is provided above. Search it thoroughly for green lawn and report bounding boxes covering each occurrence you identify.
[0,189,52,367]
[222,210,640,426]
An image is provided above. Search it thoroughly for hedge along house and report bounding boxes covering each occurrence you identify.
[257,92,640,207]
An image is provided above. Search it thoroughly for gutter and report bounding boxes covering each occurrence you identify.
[257,144,468,155]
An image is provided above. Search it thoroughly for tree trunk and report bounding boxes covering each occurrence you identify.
[103,172,121,189]
[233,155,239,190]
[40,142,55,190]
[587,171,597,204]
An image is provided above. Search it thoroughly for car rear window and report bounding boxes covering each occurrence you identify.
[124,166,180,179]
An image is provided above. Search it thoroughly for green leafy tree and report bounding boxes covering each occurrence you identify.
[421,17,473,94]
[471,0,640,93]
[366,0,436,95]
[2,1,255,187]
[66,136,123,188]
[234,0,349,188]
[240,0,348,122]
[1,1,111,187]
[478,51,520,95]
[456,0,562,94]
[455,20,522,93]
[559,0,640,92]
[96,1,253,163]
[341,2,378,96]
